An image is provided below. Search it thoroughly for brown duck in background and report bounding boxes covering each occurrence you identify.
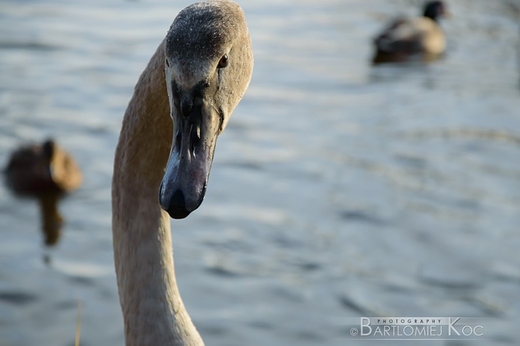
[372,1,449,64]
[4,139,82,246]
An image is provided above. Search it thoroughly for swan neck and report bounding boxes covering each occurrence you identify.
[112,40,204,346]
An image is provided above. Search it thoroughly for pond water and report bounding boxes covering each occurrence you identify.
[0,0,519,345]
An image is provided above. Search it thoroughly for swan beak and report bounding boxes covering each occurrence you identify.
[159,102,220,219]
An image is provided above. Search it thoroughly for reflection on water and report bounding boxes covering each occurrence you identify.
[0,0,519,345]
[4,140,82,249]
[38,192,63,247]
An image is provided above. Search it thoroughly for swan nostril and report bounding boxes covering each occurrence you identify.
[189,126,201,154]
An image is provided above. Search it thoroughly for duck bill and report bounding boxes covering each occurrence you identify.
[159,103,220,219]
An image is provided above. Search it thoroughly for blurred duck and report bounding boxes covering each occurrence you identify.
[372,1,449,64]
[5,139,82,195]
[4,139,82,246]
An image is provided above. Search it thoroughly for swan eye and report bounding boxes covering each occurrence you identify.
[217,54,228,69]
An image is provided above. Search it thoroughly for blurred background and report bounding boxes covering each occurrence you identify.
[0,0,519,345]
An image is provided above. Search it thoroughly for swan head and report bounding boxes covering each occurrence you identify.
[159,1,253,219]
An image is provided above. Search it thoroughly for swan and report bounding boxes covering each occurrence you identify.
[111,1,253,345]
[372,1,449,64]
[4,139,82,246]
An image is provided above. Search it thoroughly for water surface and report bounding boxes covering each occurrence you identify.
[1,0,519,345]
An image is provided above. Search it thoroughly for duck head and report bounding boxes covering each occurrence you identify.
[424,1,449,22]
